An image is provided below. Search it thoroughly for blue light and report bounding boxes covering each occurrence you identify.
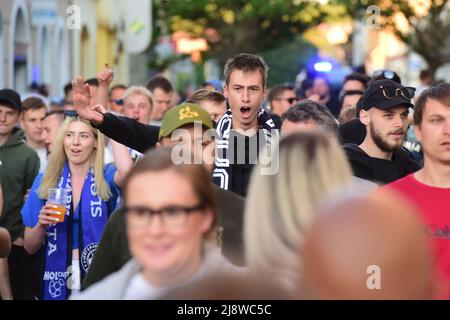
[314,61,333,73]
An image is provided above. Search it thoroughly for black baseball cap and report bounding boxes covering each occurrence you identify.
[360,79,414,111]
[0,89,22,112]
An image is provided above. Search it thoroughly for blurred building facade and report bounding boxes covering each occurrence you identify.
[0,0,152,97]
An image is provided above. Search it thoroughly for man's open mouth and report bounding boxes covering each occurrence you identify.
[240,106,251,119]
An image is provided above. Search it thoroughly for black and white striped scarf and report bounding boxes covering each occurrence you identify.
[212,108,278,191]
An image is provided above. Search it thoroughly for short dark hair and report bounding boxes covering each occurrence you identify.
[419,70,431,81]
[108,84,128,98]
[63,83,73,97]
[185,89,226,105]
[84,78,99,87]
[224,53,268,88]
[414,82,450,126]
[282,100,338,135]
[268,84,295,103]
[343,72,369,89]
[145,76,174,93]
[44,109,65,122]
[339,90,364,110]
[22,97,47,113]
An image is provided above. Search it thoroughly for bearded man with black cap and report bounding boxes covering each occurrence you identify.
[343,79,421,184]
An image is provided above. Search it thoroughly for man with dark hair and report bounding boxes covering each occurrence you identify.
[214,53,280,196]
[20,97,47,172]
[386,82,450,298]
[342,72,369,93]
[108,84,127,114]
[41,109,65,154]
[343,79,420,184]
[145,76,174,123]
[339,71,402,145]
[309,76,340,118]
[281,99,338,136]
[339,90,363,113]
[0,89,41,300]
[63,82,73,103]
[267,84,298,117]
[185,89,227,121]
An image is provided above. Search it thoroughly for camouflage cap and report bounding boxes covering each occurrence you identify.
[158,103,213,140]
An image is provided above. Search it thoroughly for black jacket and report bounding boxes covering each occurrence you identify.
[338,118,366,145]
[343,144,421,185]
[96,113,160,153]
[226,113,282,197]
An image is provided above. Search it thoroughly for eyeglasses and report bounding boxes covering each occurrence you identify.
[275,97,298,104]
[63,110,78,119]
[379,85,415,100]
[372,70,396,80]
[111,98,124,105]
[123,203,204,229]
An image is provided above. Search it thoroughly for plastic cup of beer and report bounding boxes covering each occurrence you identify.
[47,188,69,223]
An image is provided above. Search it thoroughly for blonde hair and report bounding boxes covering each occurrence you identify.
[244,131,353,292]
[38,117,111,200]
[123,86,153,107]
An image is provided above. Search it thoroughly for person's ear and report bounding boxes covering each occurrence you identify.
[223,84,229,98]
[359,109,370,126]
[156,142,161,149]
[199,209,214,234]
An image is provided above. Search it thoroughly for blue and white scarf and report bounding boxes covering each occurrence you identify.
[212,108,278,191]
[42,162,108,300]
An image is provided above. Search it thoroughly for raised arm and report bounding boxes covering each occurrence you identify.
[91,104,133,187]
[96,63,114,111]
[95,113,159,153]
[72,76,104,126]
[110,140,132,188]
[73,77,159,153]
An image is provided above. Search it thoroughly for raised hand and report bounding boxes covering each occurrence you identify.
[98,63,114,87]
[72,76,91,109]
[71,76,104,125]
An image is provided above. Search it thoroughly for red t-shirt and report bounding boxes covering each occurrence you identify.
[387,173,450,298]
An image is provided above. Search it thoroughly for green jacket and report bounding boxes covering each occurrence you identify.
[0,128,40,241]
[82,185,245,290]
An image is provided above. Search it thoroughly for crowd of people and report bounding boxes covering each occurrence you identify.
[0,52,449,300]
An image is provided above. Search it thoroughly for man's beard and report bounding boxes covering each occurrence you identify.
[370,122,404,153]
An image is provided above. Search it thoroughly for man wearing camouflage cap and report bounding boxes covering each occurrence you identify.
[82,103,246,290]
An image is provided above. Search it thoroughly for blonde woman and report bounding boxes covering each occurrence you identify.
[244,131,354,292]
[22,115,123,300]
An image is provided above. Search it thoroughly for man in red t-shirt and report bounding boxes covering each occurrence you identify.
[387,82,450,298]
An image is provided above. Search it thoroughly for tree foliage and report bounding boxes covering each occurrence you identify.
[332,0,450,78]
[155,0,347,65]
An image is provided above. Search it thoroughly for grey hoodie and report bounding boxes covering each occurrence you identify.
[0,127,40,240]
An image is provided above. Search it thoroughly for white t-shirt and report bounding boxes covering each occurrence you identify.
[36,147,47,173]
